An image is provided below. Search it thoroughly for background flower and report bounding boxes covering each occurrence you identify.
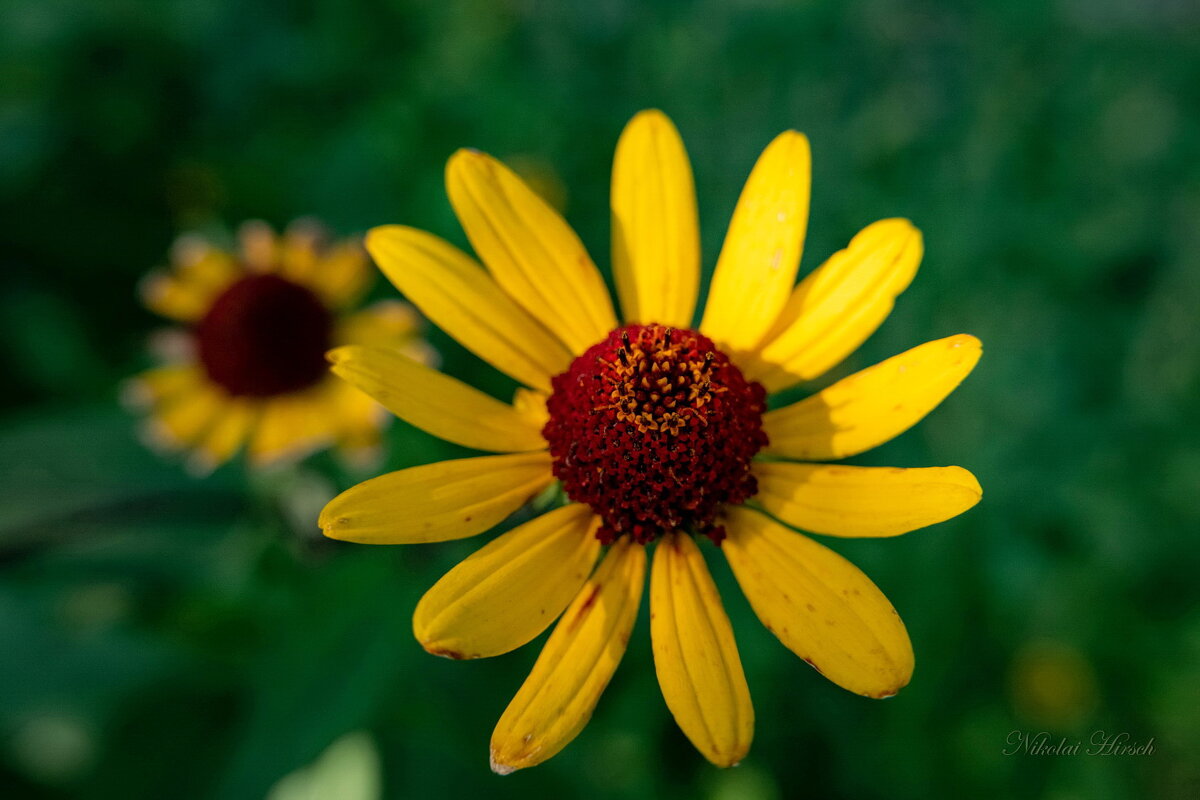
[126,219,435,471]
[1,3,1196,799]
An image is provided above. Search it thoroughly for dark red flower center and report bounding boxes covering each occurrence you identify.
[543,323,768,545]
[195,273,333,397]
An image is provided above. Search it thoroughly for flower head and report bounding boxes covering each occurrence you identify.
[544,323,767,544]
[127,219,434,471]
[321,110,983,771]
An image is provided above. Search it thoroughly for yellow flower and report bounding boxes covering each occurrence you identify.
[128,219,435,472]
[320,110,983,772]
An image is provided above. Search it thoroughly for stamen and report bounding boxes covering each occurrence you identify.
[543,324,767,544]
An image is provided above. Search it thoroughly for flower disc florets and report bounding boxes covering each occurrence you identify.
[196,273,333,397]
[543,323,768,545]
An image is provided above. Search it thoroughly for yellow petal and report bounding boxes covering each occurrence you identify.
[446,149,617,354]
[144,232,272,323]
[748,218,924,391]
[320,452,554,545]
[512,388,550,431]
[650,532,753,767]
[143,382,227,451]
[753,462,982,537]
[328,345,545,453]
[123,364,207,409]
[763,334,982,461]
[699,131,811,353]
[276,219,323,284]
[308,240,373,309]
[188,400,258,473]
[413,504,601,660]
[334,300,419,346]
[722,506,913,698]
[139,275,210,321]
[490,537,646,774]
[366,225,572,390]
[238,220,279,272]
[246,391,333,466]
[325,377,389,460]
[139,248,239,322]
[611,109,700,327]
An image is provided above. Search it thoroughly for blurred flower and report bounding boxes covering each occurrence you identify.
[1009,639,1099,729]
[126,219,436,472]
[267,731,381,800]
[9,712,95,786]
[320,110,982,772]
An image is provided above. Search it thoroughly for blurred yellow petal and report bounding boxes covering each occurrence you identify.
[238,220,279,272]
[325,378,389,462]
[335,300,419,345]
[611,109,700,327]
[763,334,982,461]
[328,345,545,453]
[309,240,373,309]
[723,506,913,698]
[246,391,332,466]
[699,131,810,353]
[753,462,982,538]
[123,364,206,409]
[446,149,617,354]
[143,382,226,450]
[321,452,554,545]
[748,219,923,390]
[650,532,753,767]
[276,219,324,284]
[188,400,257,473]
[366,225,571,390]
[490,538,645,774]
[140,275,210,322]
[139,237,243,321]
[413,504,600,660]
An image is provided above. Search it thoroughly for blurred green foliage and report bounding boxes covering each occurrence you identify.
[2,1,1199,798]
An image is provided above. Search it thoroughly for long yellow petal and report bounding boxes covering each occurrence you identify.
[650,533,753,767]
[611,109,700,327]
[328,345,545,453]
[753,462,982,538]
[763,334,982,461]
[446,149,617,354]
[723,506,913,698]
[320,452,554,545]
[490,537,646,774]
[413,504,601,660]
[747,218,923,391]
[699,131,811,353]
[366,225,572,390]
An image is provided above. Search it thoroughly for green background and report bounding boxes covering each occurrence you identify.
[2,1,1198,798]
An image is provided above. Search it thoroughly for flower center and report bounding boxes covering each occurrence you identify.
[195,273,333,397]
[543,323,767,544]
